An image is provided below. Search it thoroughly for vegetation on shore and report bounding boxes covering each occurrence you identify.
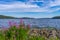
[0,15,16,19]
[0,15,34,19]
[0,19,60,40]
[0,15,60,19]
[52,16,60,19]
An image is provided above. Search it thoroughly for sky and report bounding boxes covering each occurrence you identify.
[0,0,60,18]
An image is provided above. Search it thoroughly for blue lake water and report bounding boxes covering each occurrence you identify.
[0,19,60,29]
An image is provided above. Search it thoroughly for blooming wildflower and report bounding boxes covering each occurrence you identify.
[9,21,12,27]
[20,19,23,25]
[13,22,17,26]
[27,24,30,29]
[2,25,6,30]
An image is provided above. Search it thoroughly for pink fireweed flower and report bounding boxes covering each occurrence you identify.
[13,22,17,26]
[27,24,30,29]
[2,26,7,30]
[20,19,26,28]
[20,19,23,24]
[16,24,20,29]
[2,25,5,29]
[9,21,12,27]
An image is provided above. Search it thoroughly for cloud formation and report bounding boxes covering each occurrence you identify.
[0,0,60,12]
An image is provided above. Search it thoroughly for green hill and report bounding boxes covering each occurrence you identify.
[0,15,16,19]
[52,16,60,19]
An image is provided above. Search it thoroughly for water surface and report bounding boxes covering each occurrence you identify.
[0,19,60,29]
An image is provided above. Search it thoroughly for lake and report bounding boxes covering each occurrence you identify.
[0,19,60,29]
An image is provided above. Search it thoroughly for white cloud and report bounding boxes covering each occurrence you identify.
[0,2,38,9]
[47,0,60,12]
[49,0,60,7]
[0,1,48,12]
[0,0,60,12]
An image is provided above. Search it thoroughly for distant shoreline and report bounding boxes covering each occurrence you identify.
[0,15,60,19]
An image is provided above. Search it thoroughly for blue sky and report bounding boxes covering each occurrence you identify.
[0,0,60,18]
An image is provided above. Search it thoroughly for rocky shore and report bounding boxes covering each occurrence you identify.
[29,27,60,40]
